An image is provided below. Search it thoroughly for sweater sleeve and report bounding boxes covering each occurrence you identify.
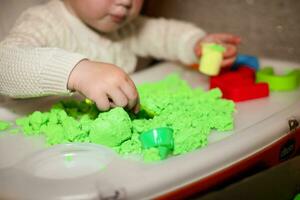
[0,6,86,98]
[123,16,206,65]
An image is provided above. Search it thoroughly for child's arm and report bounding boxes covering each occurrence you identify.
[122,16,206,65]
[0,6,86,98]
[0,5,139,112]
[122,16,240,67]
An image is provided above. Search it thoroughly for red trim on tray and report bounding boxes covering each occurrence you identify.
[155,128,300,200]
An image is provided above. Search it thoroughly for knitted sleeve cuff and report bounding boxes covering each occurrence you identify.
[40,49,87,96]
[179,28,206,65]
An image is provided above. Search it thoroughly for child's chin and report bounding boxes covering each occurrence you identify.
[97,21,128,33]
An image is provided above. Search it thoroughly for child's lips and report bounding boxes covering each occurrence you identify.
[110,14,126,23]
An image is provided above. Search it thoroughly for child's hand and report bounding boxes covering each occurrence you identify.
[68,60,139,113]
[194,33,241,67]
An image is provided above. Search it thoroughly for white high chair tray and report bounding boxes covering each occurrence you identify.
[0,58,299,200]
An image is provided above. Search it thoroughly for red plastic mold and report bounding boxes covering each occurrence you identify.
[210,66,269,102]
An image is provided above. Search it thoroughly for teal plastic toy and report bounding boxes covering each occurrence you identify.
[232,54,260,71]
[140,127,174,159]
[256,67,300,91]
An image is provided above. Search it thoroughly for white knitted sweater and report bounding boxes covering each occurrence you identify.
[0,0,205,98]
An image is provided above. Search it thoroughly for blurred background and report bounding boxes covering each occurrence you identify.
[143,0,300,63]
[1,0,299,63]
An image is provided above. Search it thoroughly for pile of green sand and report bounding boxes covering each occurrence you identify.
[0,120,10,131]
[16,74,235,161]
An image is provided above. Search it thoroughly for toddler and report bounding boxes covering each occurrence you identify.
[0,0,240,112]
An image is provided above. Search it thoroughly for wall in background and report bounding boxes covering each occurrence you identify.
[143,0,300,63]
[1,0,299,63]
[0,0,46,41]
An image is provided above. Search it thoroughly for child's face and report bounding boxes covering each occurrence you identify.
[65,0,144,32]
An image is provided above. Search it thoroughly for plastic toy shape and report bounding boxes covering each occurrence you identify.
[140,127,174,159]
[210,66,269,102]
[256,67,300,91]
[211,66,255,88]
[232,54,260,71]
[199,43,226,76]
[221,82,269,102]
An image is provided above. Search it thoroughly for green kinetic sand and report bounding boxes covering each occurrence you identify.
[15,74,235,161]
[294,194,300,200]
[0,120,10,131]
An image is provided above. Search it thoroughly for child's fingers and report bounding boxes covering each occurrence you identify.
[121,78,139,110]
[194,40,202,57]
[110,102,117,108]
[133,98,140,114]
[107,88,128,108]
[213,33,241,45]
[223,44,237,58]
[120,83,139,110]
[93,92,110,111]
[221,56,236,68]
[195,46,202,57]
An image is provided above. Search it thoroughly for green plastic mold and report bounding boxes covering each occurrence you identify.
[256,67,300,91]
[140,127,174,159]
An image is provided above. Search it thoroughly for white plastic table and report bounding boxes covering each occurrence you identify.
[0,58,300,200]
